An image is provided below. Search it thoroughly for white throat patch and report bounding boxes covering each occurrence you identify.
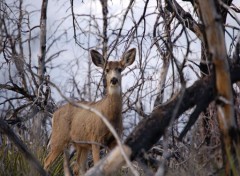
[108,85,121,95]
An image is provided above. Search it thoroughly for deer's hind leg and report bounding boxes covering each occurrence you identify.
[73,146,88,176]
[44,110,71,171]
[44,144,64,171]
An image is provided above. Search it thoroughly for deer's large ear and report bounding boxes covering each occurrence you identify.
[120,48,136,69]
[90,50,105,68]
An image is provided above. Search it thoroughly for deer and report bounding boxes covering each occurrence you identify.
[44,48,136,175]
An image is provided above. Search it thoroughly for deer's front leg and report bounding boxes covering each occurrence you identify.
[92,144,100,164]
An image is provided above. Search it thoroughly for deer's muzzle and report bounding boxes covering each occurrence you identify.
[110,77,118,85]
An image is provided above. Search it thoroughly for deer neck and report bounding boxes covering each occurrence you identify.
[102,88,123,120]
[106,90,122,108]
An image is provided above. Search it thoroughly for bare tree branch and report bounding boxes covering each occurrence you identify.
[166,0,203,41]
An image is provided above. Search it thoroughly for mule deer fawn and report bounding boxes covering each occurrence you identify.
[44,48,136,175]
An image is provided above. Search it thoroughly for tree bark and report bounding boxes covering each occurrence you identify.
[198,0,240,175]
[100,0,108,95]
[38,0,48,85]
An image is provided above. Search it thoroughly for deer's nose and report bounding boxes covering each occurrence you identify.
[110,77,118,85]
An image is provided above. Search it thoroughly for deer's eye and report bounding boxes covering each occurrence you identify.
[117,68,122,72]
[106,69,109,73]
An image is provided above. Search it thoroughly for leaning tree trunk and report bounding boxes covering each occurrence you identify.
[198,0,240,175]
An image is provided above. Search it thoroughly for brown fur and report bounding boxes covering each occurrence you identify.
[44,48,136,175]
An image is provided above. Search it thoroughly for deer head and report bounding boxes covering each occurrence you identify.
[90,48,136,95]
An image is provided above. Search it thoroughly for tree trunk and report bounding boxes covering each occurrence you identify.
[197,0,239,175]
